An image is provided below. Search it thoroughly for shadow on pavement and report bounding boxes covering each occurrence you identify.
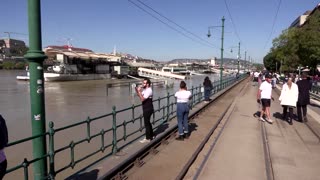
[189,122,198,137]
[154,123,169,135]
[273,112,284,121]
[66,169,99,180]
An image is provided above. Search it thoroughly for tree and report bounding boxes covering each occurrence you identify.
[264,9,320,73]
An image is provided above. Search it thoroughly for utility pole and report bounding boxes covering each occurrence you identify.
[244,51,247,71]
[220,17,225,84]
[237,42,240,73]
[25,0,48,179]
[207,16,225,85]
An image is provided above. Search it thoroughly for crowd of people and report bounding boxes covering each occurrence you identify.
[252,70,313,125]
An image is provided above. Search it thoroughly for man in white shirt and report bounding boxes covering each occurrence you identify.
[136,78,154,143]
[257,74,274,124]
[253,71,259,82]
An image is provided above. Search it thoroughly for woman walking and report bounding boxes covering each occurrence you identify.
[175,81,192,141]
[279,77,299,125]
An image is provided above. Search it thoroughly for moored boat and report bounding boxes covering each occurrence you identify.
[16,45,124,82]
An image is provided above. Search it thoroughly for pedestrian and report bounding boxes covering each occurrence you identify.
[258,73,263,87]
[257,74,274,124]
[174,81,192,141]
[272,74,277,89]
[279,77,299,125]
[0,115,8,180]
[135,78,154,143]
[296,73,312,122]
[313,75,319,86]
[203,76,213,103]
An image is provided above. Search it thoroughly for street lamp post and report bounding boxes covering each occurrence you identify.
[207,16,225,85]
[244,51,247,71]
[237,42,240,73]
[24,0,48,179]
[229,42,241,73]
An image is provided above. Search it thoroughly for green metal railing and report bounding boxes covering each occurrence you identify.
[5,75,247,179]
[310,85,320,100]
[311,85,319,94]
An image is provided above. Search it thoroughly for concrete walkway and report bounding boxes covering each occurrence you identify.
[197,82,320,180]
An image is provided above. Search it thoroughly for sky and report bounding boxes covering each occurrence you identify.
[1,0,319,62]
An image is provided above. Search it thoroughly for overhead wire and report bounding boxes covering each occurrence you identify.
[263,0,282,50]
[128,0,221,51]
[223,0,242,44]
[135,0,220,49]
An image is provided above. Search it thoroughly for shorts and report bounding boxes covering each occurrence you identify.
[261,99,271,107]
[253,77,258,82]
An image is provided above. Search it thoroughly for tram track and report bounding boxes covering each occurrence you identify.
[102,77,249,180]
[258,86,320,180]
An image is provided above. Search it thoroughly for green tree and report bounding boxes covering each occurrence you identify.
[264,9,320,73]
[298,10,320,68]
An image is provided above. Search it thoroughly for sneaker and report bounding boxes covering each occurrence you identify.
[139,138,151,143]
[266,118,273,124]
[204,101,209,103]
[259,117,266,122]
[175,135,184,141]
[184,133,190,139]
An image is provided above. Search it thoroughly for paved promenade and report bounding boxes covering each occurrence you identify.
[197,82,320,180]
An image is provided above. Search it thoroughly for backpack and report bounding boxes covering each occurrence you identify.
[0,115,8,150]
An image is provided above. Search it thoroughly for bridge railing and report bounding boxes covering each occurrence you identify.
[4,74,247,179]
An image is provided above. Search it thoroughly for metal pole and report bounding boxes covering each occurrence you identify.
[244,51,247,71]
[237,42,240,73]
[24,0,48,179]
[220,16,225,85]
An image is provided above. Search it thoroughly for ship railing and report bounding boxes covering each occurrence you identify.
[4,74,248,179]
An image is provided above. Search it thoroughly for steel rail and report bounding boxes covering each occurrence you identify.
[190,80,248,180]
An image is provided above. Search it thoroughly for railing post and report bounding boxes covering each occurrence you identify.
[86,116,91,142]
[112,106,118,154]
[199,84,202,102]
[128,82,131,95]
[166,92,170,122]
[25,0,48,179]
[191,86,194,107]
[48,122,55,179]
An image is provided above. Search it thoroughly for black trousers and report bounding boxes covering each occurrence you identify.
[143,110,154,140]
[283,106,293,121]
[0,159,7,180]
[297,104,307,121]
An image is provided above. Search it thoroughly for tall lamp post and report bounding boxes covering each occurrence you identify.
[207,16,225,85]
[237,42,240,73]
[230,42,241,73]
[244,51,247,71]
[24,0,48,179]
